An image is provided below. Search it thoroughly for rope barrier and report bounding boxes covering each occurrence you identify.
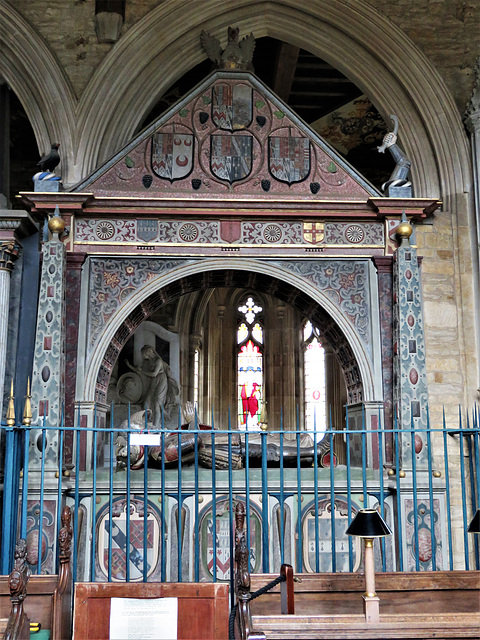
[229,574,286,640]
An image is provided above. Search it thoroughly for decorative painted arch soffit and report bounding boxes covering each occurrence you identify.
[88,261,376,405]
[21,70,440,257]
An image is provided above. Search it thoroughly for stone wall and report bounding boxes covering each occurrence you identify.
[12,0,479,112]
[366,0,479,112]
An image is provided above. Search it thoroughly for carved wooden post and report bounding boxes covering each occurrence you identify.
[234,502,266,640]
[4,539,30,640]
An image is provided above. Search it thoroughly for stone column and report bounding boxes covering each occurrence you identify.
[0,240,18,420]
[30,212,66,468]
[0,211,37,422]
[464,55,480,389]
[393,218,429,468]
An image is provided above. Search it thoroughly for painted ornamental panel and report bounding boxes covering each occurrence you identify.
[76,73,375,201]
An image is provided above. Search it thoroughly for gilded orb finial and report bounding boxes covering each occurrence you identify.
[396,220,413,239]
[48,205,65,237]
[48,215,65,236]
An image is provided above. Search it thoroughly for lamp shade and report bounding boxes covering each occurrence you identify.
[346,508,392,538]
[467,509,480,533]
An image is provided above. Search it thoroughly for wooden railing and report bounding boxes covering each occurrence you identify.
[0,506,72,640]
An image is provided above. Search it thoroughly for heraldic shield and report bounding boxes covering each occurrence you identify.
[211,134,253,183]
[151,131,194,181]
[212,83,253,130]
[137,219,159,242]
[269,136,311,184]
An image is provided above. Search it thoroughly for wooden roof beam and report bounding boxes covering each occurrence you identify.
[272,42,300,103]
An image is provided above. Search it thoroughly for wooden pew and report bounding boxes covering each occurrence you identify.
[249,569,480,638]
[233,503,480,639]
[0,506,73,640]
[72,582,229,640]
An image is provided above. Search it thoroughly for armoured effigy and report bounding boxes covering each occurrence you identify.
[115,410,335,470]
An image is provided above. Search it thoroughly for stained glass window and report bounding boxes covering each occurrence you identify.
[304,321,326,436]
[237,295,263,430]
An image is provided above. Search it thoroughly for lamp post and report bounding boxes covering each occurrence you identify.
[346,508,392,624]
[467,509,480,534]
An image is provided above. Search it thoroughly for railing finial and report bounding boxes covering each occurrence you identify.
[6,379,15,426]
[22,378,32,426]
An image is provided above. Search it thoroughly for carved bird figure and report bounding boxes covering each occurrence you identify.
[37,143,60,172]
[377,115,398,153]
[200,27,255,71]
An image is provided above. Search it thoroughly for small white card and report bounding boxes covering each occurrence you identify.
[109,597,178,639]
[129,433,161,446]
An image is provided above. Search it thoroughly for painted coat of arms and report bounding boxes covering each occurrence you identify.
[269,136,311,184]
[151,131,194,181]
[210,134,252,183]
[303,222,325,244]
[302,500,353,573]
[200,500,261,581]
[97,500,160,581]
[137,219,159,242]
[212,83,252,130]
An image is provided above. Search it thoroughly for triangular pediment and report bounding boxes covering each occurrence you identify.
[73,71,380,200]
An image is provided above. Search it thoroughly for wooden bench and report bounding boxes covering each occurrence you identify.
[249,569,480,638]
[0,506,73,640]
[72,581,229,639]
[233,503,480,639]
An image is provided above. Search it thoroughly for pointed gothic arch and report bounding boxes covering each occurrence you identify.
[73,0,469,201]
[79,259,382,410]
[0,1,76,169]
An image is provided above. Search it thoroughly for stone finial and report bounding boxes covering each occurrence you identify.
[200,27,255,71]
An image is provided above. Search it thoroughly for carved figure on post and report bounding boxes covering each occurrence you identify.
[377,114,412,196]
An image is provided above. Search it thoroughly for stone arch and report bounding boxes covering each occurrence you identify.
[75,0,469,200]
[82,259,379,408]
[0,1,76,173]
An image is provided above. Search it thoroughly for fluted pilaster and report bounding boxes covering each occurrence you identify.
[0,240,18,420]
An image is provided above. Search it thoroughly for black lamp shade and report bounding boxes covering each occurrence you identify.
[468,509,480,533]
[346,508,392,538]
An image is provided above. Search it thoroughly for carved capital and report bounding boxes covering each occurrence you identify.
[189,333,202,352]
[465,109,480,134]
[373,255,393,274]
[0,241,19,272]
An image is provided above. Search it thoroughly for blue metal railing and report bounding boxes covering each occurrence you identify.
[1,404,479,590]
